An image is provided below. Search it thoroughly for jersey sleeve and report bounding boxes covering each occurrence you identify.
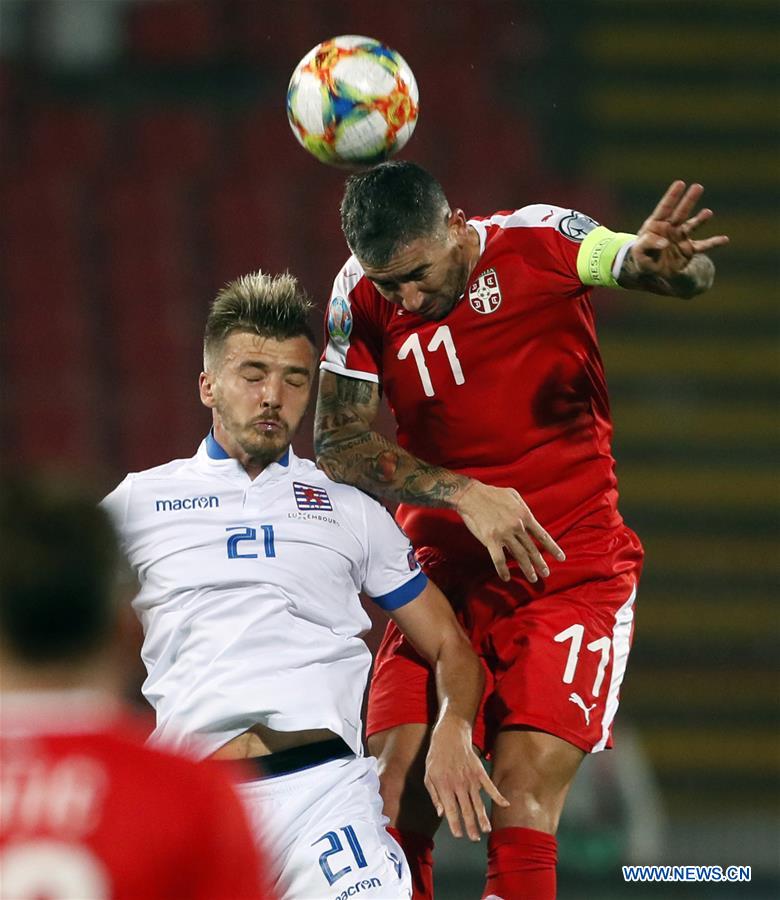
[100,474,133,533]
[504,205,635,290]
[320,256,384,383]
[356,494,428,611]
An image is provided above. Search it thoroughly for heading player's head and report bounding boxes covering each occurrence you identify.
[340,161,478,320]
[0,476,123,688]
[200,270,317,470]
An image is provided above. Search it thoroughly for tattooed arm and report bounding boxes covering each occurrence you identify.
[618,249,716,298]
[314,370,564,582]
[314,371,470,506]
[617,180,728,298]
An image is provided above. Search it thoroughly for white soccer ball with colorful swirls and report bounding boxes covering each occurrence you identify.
[287,35,419,167]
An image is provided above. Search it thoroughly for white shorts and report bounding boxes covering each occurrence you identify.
[238,754,411,900]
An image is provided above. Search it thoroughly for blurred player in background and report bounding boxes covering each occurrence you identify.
[315,162,728,899]
[0,476,269,900]
[102,271,505,900]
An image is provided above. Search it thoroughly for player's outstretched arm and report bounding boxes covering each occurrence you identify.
[389,580,509,841]
[617,180,729,298]
[315,371,564,581]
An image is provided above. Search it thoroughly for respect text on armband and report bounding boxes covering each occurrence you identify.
[587,236,611,284]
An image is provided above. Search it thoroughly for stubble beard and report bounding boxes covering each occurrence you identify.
[216,404,293,468]
[240,429,290,467]
[427,258,471,321]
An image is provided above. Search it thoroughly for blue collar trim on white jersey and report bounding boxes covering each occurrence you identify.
[205,430,231,459]
[205,430,290,467]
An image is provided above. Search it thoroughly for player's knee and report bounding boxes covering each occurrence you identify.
[490,766,568,833]
[376,754,424,809]
[375,755,408,818]
[369,725,438,831]
[376,755,438,834]
[493,783,561,833]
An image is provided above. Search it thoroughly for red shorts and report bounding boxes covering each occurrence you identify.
[367,518,644,754]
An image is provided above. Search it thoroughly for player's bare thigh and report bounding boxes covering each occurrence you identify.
[368,724,440,837]
[489,726,585,834]
[369,722,585,838]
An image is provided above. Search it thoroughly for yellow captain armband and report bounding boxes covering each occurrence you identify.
[576,226,636,289]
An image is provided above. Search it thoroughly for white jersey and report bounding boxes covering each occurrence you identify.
[102,434,427,760]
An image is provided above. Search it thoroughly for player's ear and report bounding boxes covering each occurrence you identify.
[199,371,216,409]
[448,207,467,231]
[448,208,468,236]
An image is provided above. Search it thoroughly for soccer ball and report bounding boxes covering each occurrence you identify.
[286,35,419,167]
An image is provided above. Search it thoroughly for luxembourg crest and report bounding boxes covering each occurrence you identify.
[293,482,333,511]
[327,295,353,343]
[468,268,502,314]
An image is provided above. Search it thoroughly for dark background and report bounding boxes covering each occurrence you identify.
[1,1,777,896]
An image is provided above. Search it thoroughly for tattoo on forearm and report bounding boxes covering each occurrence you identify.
[315,373,468,507]
[618,252,715,298]
[316,429,467,507]
[335,377,375,404]
[315,391,367,437]
[617,252,675,295]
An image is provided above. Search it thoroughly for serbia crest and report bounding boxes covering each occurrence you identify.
[468,268,502,314]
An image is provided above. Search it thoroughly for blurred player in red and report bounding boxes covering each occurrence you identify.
[315,162,728,899]
[0,477,272,900]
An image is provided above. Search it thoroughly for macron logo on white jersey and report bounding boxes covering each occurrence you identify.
[154,496,220,512]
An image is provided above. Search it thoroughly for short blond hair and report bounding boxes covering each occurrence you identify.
[204,270,316,368]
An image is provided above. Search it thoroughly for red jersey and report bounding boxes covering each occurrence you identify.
[0,692,272,900]
[322,205,629,554]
